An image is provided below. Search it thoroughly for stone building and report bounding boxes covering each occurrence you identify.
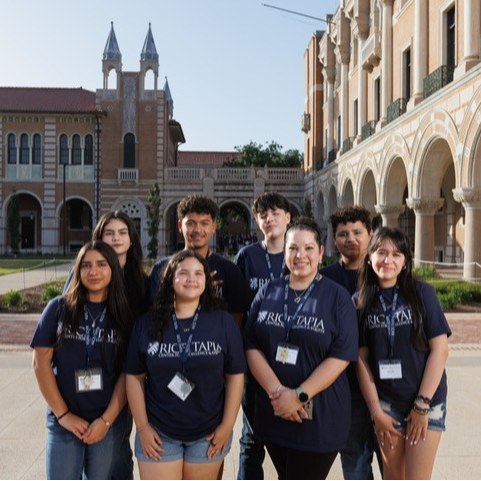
[303,0,481,280]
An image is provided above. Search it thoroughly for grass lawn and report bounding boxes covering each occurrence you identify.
[0,259,71,276]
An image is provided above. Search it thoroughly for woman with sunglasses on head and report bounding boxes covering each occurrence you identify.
[31,241,134,479]
[125,250,246,480]
[355,227,450,479]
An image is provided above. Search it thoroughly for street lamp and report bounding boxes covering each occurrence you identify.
[95,114,102,224]
[61,155,70,257]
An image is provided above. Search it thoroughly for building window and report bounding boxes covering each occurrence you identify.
[446,6,456,67]
[374,76,381,121]
[72,134,81,165]
[59,134,69,165]
[403,47,412,100]
[124,133,136,168]
[32,134,42,165]
[354,99,359,136]
[20,134,29,165]
[8,133,17,164]
[84,134,94,165]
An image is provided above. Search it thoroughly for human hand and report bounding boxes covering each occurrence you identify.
[58,412,89,440]
[405,409,429,445]
[139,425,165,461]
[372,409,404,449]
[210,270,223,288]
[83,417,110,445]
[270,388,304,423]
[205,422,232,459]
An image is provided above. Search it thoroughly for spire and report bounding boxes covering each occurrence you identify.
[164,77,174,118]
[141,23,159,62]
[103,22,121,61]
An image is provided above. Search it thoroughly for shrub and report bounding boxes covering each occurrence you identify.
[414,265,437,280]
[3,289,22,307]
[43,283,62,302]
[430,280,481,310]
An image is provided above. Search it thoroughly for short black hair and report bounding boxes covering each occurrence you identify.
[252,192,291,216]
[329,205,372,235]
[285,216,323,248]
[177,194,219,221]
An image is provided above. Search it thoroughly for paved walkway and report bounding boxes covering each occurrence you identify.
[0,262,72,295]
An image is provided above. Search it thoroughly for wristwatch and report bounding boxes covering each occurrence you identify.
[295,387,309,403]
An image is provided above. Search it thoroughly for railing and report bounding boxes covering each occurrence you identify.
[6,164,42,180]
[342,137,354,153]
[118,168,138,183]
[316,159,324,171]
[327,149,338,164]
[301,112,310,133]
[423,65,455,99]
[361,29,381,72]
[266,168,304,181]
[165,167,201,180]
[56,165,94,181]
[361,120,377,141]
[387,97,407,124]
[215,168,252,181]
[164,167,304,182]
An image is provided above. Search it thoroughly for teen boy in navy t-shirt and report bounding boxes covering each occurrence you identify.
[234,192,291,480]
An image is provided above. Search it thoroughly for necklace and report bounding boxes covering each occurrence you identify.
[292,286,309,304]
[87,306,105,328]
[177,317,193,333]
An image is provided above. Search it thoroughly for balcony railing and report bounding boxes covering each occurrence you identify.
[423,65,455,99]
[361,120,377,141]
[327,149,338,164]
[316,159,324,171]
[301,113,311,133]
[361,29,381,72]
[118,168,138,183]
[342,137,355,153]
[387,97,407,124]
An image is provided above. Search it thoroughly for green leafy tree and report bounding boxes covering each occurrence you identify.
[147,182,162,260]
[224,141,303,168]
[7,190,21,254]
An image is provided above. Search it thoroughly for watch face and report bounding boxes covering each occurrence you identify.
[299,391,309,403]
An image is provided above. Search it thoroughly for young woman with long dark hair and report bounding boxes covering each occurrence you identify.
[31,241,134,479]
[355,227,450,479]
[125,250,246,480]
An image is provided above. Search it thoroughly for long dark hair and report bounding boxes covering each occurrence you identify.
[93,210,147,317]
[59,241,134,370]
[357,227,426,351]
[151,250,226,341]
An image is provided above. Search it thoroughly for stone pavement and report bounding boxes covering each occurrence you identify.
[0,262,72,295]
[1,314,480,479]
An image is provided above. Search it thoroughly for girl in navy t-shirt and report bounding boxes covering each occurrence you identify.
[125,250,246,480]
[355,227,451,479]
[31,241,134,480]
[244,217,358,480]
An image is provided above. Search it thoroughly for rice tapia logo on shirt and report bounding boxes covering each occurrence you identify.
[148,341,160,356]
[257,311,325,334]
[147,341,223,358]
[57,322,118,344]
[367,306,414,329]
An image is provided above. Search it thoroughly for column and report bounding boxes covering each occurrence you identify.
[326,79,335,154]
[340,61,349,146]
[357,37,367,138]
[411,0,428,106]
[406,198,444,267]
[380,0,393,125]
[453,188,481,280]
[456,0,481,77]
[323,215,335,257]
[375,204,405,228]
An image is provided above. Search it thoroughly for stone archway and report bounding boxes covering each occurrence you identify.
[217,201,251,255]
[341,178,355,207]
[163,201,182,255]
[59,197,93,255]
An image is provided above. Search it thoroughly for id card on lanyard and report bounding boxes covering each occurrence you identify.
[276,274,319,366]
[168,307,200,401]
[378,286,402,380]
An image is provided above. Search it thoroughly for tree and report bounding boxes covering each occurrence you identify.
[302,194,314,219]
[224,141,303,168]
[147,182,162,260]
[7,190,21,254]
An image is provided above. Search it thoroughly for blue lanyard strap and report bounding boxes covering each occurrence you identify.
[378,285,399,359]
[283,274,319,342]
[262,242,286,281]
[171,306,201,374]
[84,305,107,365]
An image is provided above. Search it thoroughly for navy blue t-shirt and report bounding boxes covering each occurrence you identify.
[321,261,358,296]
[124,308,247,441]
[234,242,289,303]
[359,281,451,410]
[244,276,358,453]
[30,297,120,424]
[148,252,251,314]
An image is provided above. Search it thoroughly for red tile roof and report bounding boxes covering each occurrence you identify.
[178,151,239,166]
[0,87,99,114]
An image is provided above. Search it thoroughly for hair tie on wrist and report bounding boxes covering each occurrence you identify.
[57,409,70,421]
[136,422,150,433]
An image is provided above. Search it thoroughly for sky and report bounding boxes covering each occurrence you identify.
[0,0,340,153]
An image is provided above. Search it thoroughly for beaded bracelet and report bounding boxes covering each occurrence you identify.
[412,402,430,416]
[416,394,432,406]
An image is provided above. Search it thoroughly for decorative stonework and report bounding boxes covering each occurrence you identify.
[453,188,481,208]
[406,197,445,214]
[375,204,406,216]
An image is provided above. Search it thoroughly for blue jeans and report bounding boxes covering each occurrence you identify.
[110,407,134,479]
[237,372,266,480]
[46,416,116,480]
[340,394,382,480]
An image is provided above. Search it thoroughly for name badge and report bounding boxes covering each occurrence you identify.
[168,372,195,401]
[275,343,299,365]
[75,368,103,392]
[379,359,403,380]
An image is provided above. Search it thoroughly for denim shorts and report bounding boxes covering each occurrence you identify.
[135,425,233,464]
[379,399,447,432]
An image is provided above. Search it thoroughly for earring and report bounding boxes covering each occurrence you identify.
[367,260,371,265]
[402,265,407,270]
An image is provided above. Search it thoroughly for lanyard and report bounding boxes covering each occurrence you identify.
[378,285,399,359]
[262,242,286,281]
[283,274,319,342]
[84,305,107,366]
[171,306,201,374]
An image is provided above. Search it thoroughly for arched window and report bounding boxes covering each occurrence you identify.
[123,133,136,168]
[7,134,17,164]
[59,134,69,165]
[32,134,42,164]
[20,134,30,164]
[72,134,81,165]
[84,134,94,165]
